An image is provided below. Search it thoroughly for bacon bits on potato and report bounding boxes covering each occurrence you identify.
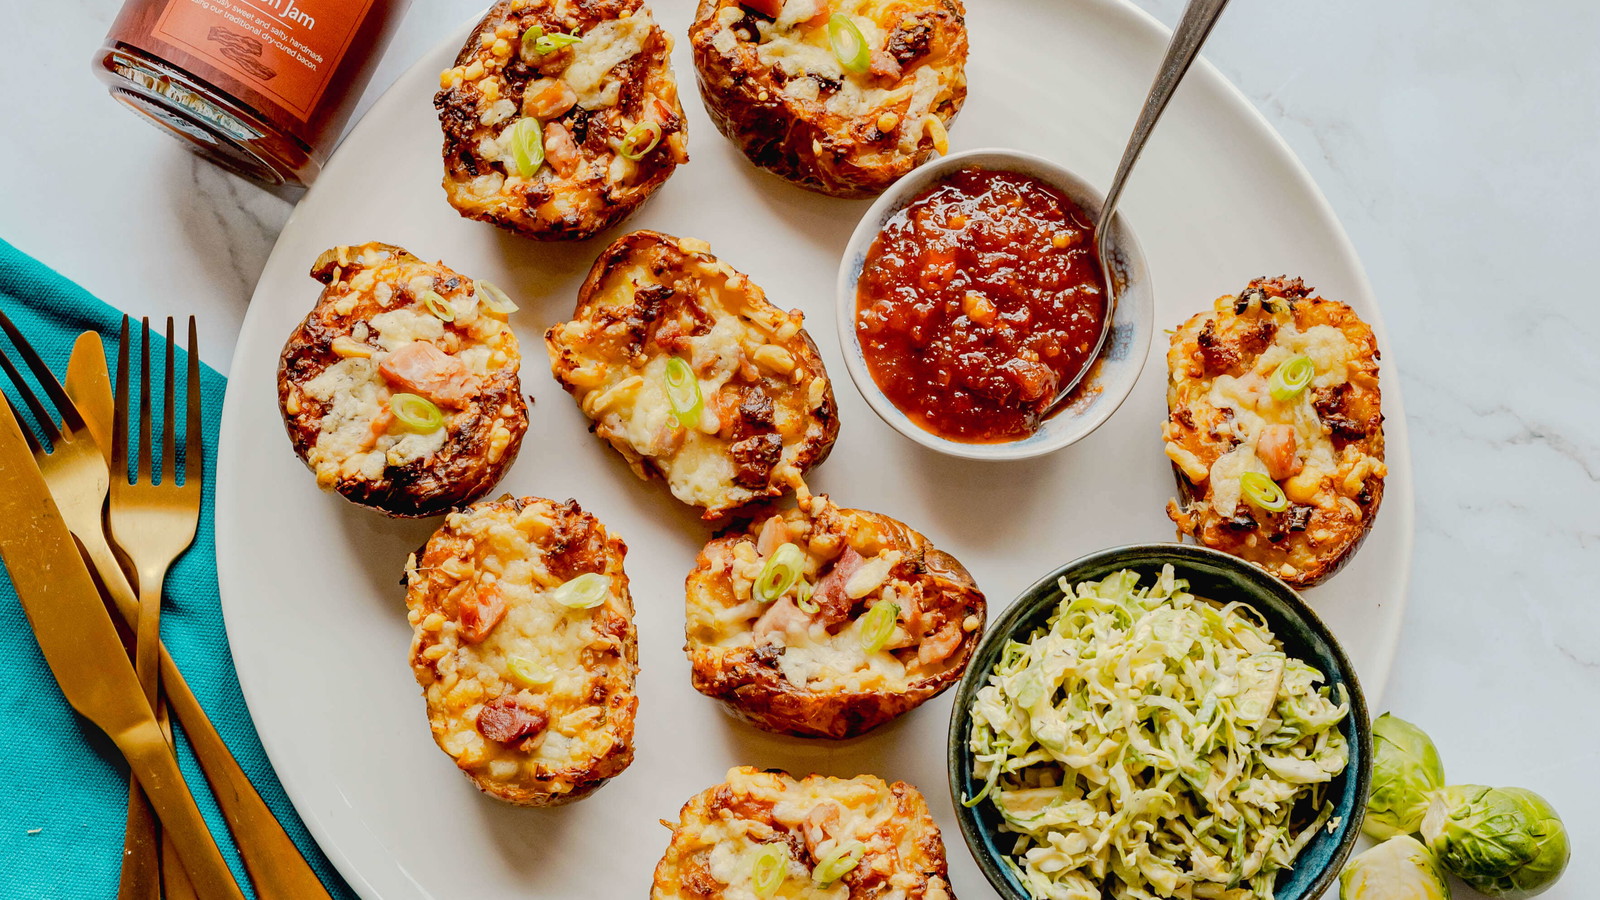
[546,230,838,519]
[652,767,953,899]
[436,0,688,240]
[1164,276,1386,586]
[277,243,528,518]
[404,497,638,806]
[685,493,985,738]
[690,0,968,197]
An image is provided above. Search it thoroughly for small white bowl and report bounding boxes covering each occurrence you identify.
[835,148,1154,461]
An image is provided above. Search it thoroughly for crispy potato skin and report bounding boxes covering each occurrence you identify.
[686,499,985,739]
[277,243,528,518]
[435,0,687,240]
[1164,277,1386,586]
[405,497,637,806]
[547,230,839,518]
[652,767,953,900]
[689,0,968,197]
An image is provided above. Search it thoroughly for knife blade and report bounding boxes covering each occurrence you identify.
[0,400,245,900]
[64,331,334,900]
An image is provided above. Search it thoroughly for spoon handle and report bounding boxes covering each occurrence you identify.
[1097,0,1233,236]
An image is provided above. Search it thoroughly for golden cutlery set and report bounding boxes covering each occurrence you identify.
[0,313,330,899]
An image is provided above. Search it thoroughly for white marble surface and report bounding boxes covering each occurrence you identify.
[2,0,1595,896]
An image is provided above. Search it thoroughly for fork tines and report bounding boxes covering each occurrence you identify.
[0,309,89,449]
[114,316,203,486]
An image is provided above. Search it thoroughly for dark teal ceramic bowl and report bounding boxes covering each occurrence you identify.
[947,543,1371,900]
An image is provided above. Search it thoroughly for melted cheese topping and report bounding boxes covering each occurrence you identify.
[688,499,975,693]
[706,0,953,148]
[620,317,747,507]
[565,12,655,109]
[1200,322,1354,516]
[663,768,949,900]
[295,276,513,489]
[408,503,632,782]
[548,239,830,514]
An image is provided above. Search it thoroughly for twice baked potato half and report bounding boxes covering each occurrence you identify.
[546,230,839,519]
[404,497,638,806]
[436,0,688,240]
[689,0,968,197]
[652,767,953,900]
[277,243,528,518]
[685,493,985,738]
[1164,276,1386,586]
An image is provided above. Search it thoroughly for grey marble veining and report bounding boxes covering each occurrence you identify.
[1,0,1595,896]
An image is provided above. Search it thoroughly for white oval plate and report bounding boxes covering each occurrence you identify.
[217,0,1414,897]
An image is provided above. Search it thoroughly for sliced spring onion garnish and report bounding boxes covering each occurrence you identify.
[662,356,703,428]
[521,25,544,55]
[420,290,455,322]
[551,572,611,609]
[754,543,805,604]
[795,580,818,614]
[827,14,871,74]
[390,393,444,433]
[620,121,663,160]
[1240,471,1290,512]
[1268,354,1315,402]
[859,600,900,652]
[750,843,788,899]
[476,280,518,315]
[812,842,864,885]
[509,117,545,177]
[525,26,582,55]
[506,656,554,689]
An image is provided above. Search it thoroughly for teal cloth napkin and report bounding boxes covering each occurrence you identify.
[0,238,356,899]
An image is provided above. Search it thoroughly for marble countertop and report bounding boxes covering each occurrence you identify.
[4,0,1595,896]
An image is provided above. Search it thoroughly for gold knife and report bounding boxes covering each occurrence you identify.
[65,331,334,900]
[0,400,245,900]
[64,332,193,900]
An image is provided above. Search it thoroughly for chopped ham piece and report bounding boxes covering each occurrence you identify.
[869,49,903,80]
[522,78,577,119]
[476,699,548,744]
[458,586,508,643]
[378,341,475,408]
[755,515,789,558]
[802,803,842,857]
[1255,424,1302,481]
[811,546,864,623]
[753,596,809,641]
[917,622,963,667]
[544,123,579,178]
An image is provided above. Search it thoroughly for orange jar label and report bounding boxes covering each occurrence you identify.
[152,0,376,120]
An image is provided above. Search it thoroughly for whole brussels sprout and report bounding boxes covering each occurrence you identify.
[1340,836,1452,900]
[1364,713,1445,839]
[1422,785,1570,899]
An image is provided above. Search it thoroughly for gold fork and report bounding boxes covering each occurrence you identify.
[112,316,205,898]
[0,313,195,898]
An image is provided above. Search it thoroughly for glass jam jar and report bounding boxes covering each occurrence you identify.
[96,0,411,188]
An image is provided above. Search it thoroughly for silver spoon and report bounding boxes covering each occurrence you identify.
[1048,0,1233,410]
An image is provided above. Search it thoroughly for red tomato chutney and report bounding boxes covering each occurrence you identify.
[855,168,1106,441]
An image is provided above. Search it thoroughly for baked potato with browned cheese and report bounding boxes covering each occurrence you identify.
[436,0,688,240]
[690,0,967,197]
[277,243,528,518]
[1164,277,1386,586]
[653,767,953,900]
[546,230,839,519]
[405,497,637,806]
[685,493,984,738]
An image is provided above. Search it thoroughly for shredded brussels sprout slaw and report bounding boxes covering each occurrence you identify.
[966,566,1351,900]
